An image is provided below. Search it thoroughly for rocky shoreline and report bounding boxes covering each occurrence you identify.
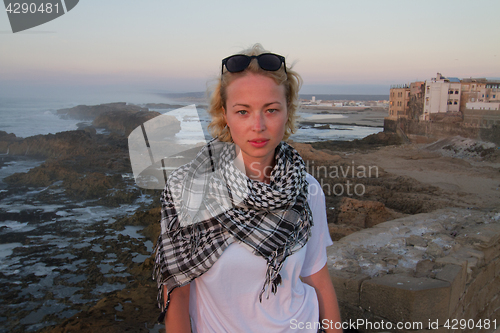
[0,103,171,333]
[1,103,498,332]
[297,106,387,128]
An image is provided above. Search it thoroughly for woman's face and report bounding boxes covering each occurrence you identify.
[224,72,288,172]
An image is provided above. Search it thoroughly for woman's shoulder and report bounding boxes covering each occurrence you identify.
[305,172,318,185]
[305,172,325,206]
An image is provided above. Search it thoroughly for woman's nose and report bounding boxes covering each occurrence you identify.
[252,112,266,132]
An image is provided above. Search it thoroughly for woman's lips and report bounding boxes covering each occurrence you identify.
[248,139,269,148]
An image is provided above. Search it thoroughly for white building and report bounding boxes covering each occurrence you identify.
[466,102,500,110]
[422,73,461,120]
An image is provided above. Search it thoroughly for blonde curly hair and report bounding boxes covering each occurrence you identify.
[207,43,302,142]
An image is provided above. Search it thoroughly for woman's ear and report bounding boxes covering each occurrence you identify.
[222,107,227,126]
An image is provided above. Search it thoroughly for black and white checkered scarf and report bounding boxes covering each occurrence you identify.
[153,138,312,322]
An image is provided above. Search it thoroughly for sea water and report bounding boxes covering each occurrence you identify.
[0,91,186,139]
[0,94,382,141]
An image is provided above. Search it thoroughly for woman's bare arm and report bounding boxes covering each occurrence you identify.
[302,264,342,333]
[164,284,191,333]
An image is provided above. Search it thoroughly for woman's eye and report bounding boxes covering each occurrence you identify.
[267,109,278,113]
[237,110,248,115]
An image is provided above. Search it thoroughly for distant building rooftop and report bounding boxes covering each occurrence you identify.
[461,78,488,83]
[448,77,461,83]
[390,84,409,89]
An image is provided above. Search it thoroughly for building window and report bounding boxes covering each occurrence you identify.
[449,90,453,94]
[454,101,458,105]
[448,101,452,105]
[455,91,459,94]
[493,95,496,98]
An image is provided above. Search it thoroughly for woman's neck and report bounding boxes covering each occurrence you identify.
[246,160,274,183]
[234,148,274,184]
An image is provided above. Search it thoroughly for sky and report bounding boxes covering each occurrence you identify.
[1,0,500,99]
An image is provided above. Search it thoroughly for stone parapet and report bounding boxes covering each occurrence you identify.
[327,208,500,332]
[383,118,500,145]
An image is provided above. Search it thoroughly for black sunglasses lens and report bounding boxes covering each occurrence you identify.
[225,55,251,73]
[258,54,283,71]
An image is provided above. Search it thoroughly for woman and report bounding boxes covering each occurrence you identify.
[154,44,342,332]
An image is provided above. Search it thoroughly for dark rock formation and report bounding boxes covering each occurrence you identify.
[0,130,22,153]
[55,102,181,136]
[328,197,406,241]
[289,141,342,162]
[144,103,189,109]
[310,131,403,151]
[334,197,405,229]
[57,102,148,120]
[92,110,164,136]
[0,130,19,142]
[3,130,96,158]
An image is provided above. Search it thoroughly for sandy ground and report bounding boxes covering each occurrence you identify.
[297,106,499,210]
[347,141,500,210]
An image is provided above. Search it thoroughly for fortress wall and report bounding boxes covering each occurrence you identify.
[327,208,500,332]
[383,118,500,146]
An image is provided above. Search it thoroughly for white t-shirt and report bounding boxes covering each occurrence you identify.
[189,173,333,333]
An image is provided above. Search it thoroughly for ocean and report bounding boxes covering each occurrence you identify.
[0,93,383,141]
[0,93,383,332]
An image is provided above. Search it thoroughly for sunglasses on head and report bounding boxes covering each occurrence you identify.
[221,53,287,76]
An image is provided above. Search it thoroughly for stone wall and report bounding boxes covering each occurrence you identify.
[463,109,500,128]
[384,118,500,146]
[327,208,500,332]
